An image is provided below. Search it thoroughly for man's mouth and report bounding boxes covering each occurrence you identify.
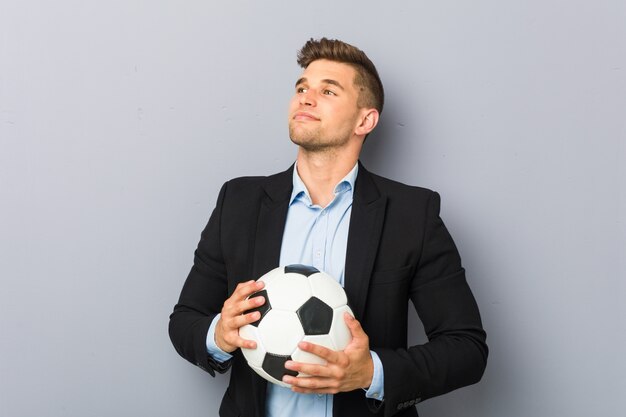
[293,112,320,121]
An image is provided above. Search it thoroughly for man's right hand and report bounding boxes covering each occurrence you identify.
[215,280,266,353]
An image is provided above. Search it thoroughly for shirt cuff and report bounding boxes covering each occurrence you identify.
[365,350,384,401]
[206,313,234,363]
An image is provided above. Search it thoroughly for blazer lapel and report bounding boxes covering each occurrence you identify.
[249,166,293,414]
[344,163,387,320]
[251,166,293,281]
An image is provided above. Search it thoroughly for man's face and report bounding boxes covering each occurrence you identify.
[288,59,364,152]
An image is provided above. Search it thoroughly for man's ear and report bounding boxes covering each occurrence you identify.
[355,109,380,137]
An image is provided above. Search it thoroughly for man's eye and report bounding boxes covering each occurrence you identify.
[323,89,336,96]
[297,87,307,93]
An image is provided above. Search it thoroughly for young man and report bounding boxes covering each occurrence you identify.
[169,38,487,417]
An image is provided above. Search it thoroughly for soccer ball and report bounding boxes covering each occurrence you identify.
[239,264,354,387]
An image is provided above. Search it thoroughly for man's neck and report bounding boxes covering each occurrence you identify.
[296,150,358,207]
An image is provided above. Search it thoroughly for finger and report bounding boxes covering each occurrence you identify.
[283,375,338,394]
[224,292,265,317]
[297,341,339,362]
[344,313,368,343]
[225,334,258,350]
[290,385,337,395]
[234,293,266,322]
[222,282,265,317]
[216,315,259,352]
[233,280,265,299]
[344,312,361,332]
[285,360,334,378]
[243,292,266,310]
[225,310,261,330]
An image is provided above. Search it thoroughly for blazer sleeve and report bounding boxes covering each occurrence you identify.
[374,191,488,416]
[168,182,233,376]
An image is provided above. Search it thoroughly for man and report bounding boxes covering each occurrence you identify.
[169,38,487,417]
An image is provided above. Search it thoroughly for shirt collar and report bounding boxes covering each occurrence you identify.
[290,162,359,206]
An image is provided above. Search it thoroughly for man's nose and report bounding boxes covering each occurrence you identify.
[299,89,316,106]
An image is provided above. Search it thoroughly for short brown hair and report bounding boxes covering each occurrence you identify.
[297,38,384,114]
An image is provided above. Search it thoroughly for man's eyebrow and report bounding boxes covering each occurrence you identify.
[322,79,345,90]
[294,77,345,90]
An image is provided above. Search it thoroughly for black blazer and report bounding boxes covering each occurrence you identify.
[169,163,487,417]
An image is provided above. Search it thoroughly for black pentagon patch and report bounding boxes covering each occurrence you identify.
[284,264,319,277]
[262,353,298,382]
[296,296,333,335]
[243,290,270,327]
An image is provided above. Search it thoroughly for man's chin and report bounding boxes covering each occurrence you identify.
[291,139,316,151]
[290,135,325,152]
[289,130,318,147]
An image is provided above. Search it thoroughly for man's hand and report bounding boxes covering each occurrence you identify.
[282,313,374,394]
[215,280,265,353]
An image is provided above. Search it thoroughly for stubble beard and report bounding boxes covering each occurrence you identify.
[289,123,351,154]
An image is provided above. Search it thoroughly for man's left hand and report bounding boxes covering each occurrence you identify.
[282,313,374,394]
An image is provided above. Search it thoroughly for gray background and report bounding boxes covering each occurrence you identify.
[1,1,624,416]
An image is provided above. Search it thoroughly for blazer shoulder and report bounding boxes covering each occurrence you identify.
[220,166,293,202]
[223,175,267,192]
[367,171,438,203]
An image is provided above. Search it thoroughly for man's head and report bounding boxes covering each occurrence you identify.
[297,38,384,114]
[288,38,384,154]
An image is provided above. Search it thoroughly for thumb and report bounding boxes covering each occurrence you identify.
[344,312,366,341]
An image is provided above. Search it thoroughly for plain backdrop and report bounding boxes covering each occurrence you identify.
[1,1,624,416]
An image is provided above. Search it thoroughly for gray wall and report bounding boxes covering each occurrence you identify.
[1,1,624,416]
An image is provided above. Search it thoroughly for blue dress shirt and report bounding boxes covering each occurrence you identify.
[206,163,384,417]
